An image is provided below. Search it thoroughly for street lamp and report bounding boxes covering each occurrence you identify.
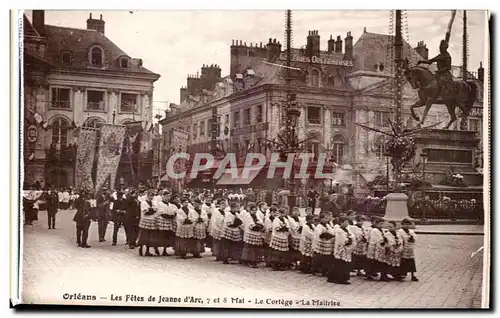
[420,151,428,220]
[383,151,391,194]
[112,106,117,124]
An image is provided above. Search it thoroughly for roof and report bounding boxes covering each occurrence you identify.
[23,15,39,37]
[40,24,159,77]
[352,31,421,74]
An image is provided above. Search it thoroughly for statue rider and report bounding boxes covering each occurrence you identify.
[417,39,456,96]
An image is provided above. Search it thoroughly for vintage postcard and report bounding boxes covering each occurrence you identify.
[11,9,490,309]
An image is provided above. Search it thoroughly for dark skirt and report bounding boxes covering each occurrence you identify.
[268,248,291,265]
[212,238,222,258]
[205,235,213,249]
[312,253,333,275]
[137,229,156,246]
[221,238,243,261]
[352,254,367,270]
[190,238,205,255]
[299,255,313,273]
[176,237,193,255]
[155,230,176,247]
[400,258,417,273]
[290,249,302,264]
[241,243,264,263]
[365,258,386,274]
[327,258,351,284]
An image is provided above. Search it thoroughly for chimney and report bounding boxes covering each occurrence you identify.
[266,38,282,62]
[180,87,188,103]
[344,31,353,59]
[415,41,429,60]
[306,30,320,58]
[201,64,222,91]
[478,62,484,83]
[86,13,105,34]
[186,74,202,97]
[327,35,335,53]
[32,10,45,36]
[335,35,343,53]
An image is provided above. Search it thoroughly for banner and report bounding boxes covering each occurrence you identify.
[95,124,126,192]
[140,131,153,153]
[75,127,98,191]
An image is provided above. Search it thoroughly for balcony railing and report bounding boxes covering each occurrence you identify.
[87,101,105,111]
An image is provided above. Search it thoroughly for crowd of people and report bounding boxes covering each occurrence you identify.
[24,184,419,285]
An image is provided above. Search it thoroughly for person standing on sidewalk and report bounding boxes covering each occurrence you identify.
[124,190,141,249]
[45,186,59,230]
[111,190,127,246]
[73,191,92,248]
[96,187,110,242]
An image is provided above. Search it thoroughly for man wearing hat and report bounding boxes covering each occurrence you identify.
[73,190,92,248]
[45,185,59,230]
[96,187,110,242]
[111,189,127,246]
[417,39,455,96]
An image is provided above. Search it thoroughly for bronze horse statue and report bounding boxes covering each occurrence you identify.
[403,61,480,130]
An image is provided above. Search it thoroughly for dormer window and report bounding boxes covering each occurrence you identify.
[60,51,71,65]
[90,46,104,67]
[120,58,129,68]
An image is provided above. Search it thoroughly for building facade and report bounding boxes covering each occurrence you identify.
[23,11,160,189]
[160,29,484,190]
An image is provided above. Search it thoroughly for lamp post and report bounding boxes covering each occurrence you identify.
[383,151,391,194]
[112,107,117,124]
[420,151,428,220]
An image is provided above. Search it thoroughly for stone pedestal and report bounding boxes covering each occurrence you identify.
[384,192,409,222]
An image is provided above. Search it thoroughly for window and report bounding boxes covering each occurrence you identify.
[207,119,212,137]
[216,116,221,137]
[332,112,345,126]
[51,117,70,147]
[311,70,320,87]
[60,51,71,65]
[374,135,386,159]
[90,47,103,67]
[233,111,240,128]
[192,123,198,140]
[375,111,391,127]
[120,58,128,68]
[120,93,138,113]
[200,120,205,137]
[83,117,105,129]
[307,106,321,124]
[256,105,263,122]
[51,87,71,109]
[87,90,105,111]
[243,108,251,126]
[469,119,481,132]
[331,134,345,164]
[306,132,321,161]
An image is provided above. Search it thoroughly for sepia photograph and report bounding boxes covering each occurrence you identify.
[11,7,490,309]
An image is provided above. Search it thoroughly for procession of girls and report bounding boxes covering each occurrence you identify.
[135,190,419,285]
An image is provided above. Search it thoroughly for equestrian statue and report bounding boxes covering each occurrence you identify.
[403,38,480,130]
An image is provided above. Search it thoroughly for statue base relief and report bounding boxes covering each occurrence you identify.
[383,192,409,222]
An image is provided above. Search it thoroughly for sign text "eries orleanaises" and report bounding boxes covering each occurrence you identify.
[279,53,354,67]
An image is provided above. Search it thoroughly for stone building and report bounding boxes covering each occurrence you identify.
[159,28,484,191]
[23,11,160,189]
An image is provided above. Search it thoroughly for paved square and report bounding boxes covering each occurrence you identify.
[21,210,485,308]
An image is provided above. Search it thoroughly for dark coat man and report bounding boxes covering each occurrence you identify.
[124,191,141,248]
[45,189,59,229]
[111,191,127,246]
[73,193,92,248]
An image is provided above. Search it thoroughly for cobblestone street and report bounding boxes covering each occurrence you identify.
[21,210,485,308]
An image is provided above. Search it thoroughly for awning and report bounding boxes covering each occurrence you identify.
[216,167,261,187]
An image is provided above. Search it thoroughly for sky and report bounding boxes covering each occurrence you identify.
[26,10,487,115]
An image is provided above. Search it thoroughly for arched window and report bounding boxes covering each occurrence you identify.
[90,46,103,67]
[83,117,105,129]
[311,69,320,87]
[331,134,345,165]
[51,117,70,147]
[306,131,321,161]
[374,135,386,159]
